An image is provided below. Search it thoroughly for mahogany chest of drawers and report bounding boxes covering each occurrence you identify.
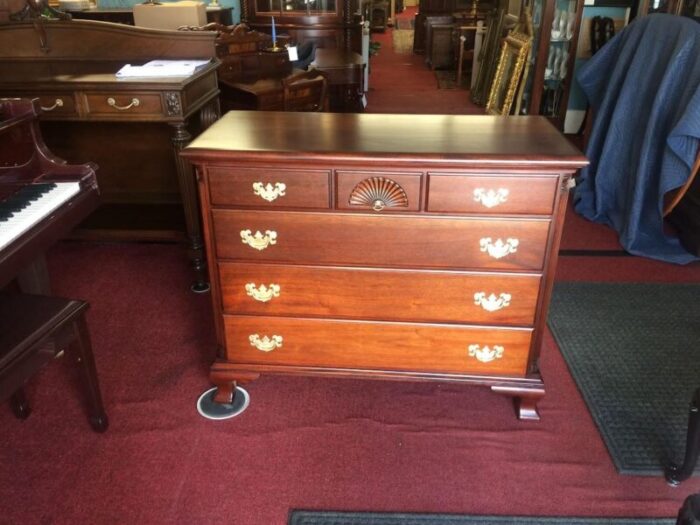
[182,111,587,420]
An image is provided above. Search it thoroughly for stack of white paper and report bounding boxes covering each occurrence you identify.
[116,59,210,79]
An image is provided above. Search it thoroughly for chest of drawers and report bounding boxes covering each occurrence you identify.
[182,111,587,420]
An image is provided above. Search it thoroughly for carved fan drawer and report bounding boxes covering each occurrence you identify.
[427,174,558,215]
[207,167,330,209]
[224,315,532,377]
[83,92,164,117]
[212,210,551,271]
[335,171,422,212]
[219,262,541,325]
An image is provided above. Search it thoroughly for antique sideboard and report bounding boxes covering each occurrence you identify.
[182,111,587,420]
[0,20,221,291]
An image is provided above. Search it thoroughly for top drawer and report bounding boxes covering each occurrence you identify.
[208,167,331,209]
[428,174,558,215]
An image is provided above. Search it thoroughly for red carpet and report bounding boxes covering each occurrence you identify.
[2,14,700,523]
[0,234,698,524]
[365,8,483,114]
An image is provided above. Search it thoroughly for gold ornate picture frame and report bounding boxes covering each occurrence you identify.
[485,31,532,116]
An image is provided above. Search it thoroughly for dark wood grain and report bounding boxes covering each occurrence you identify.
[0,21,221,289]
[185,112,588,421]
[213,209,551,271]
[208,166,331,209]
[218,262,542,324]
[427,173,558,215]
[182,111,587,164]
[224,314,532,376]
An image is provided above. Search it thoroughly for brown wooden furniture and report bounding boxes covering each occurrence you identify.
[241,0,362,54]
[0,20,221,292]
[0,293,108,432]
[424,15,454,69]
[309,48,364,112]
[182,111,588,421]
[521,0,584,128]
[66,5,234,26]
[0,97,99,292]
[282,69,328,111]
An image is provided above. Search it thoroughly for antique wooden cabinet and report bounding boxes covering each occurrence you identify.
[182,111,587,420]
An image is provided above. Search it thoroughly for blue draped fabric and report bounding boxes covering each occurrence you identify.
[574,14,700,264]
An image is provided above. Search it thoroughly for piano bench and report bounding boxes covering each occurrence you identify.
[0,293,108,433]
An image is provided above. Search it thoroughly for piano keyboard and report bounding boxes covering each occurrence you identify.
[0,182,81,250]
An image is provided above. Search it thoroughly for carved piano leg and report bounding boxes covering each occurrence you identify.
[171,121,209,293]
[491,384,545,421]
[10,388,31,420]
[666,388,700,486]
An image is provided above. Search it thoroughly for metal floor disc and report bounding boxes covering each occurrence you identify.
[196,386,250,420]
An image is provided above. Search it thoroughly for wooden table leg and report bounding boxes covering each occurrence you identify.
[70,313,109,433]
[666,388,700,486]
[171,121,209,293]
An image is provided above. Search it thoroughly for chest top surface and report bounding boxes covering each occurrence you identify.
[183,111,587,168]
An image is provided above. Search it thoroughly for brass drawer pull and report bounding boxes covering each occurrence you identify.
[245,283,281,302]
[473,292,512,312]
[40,98,64,112]
[473,188,509,208]
[249,334,283,352]
[468,344,504,363]
[107,97,140,110]
[252,182,286,202]
[240,229,277,251]
[479,237,519,259]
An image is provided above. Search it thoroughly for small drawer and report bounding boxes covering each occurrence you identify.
[208,167,330,208]
[224,315,532,377]
[428,174,558,215]
[212,210,551,271]
[83,92,164,117]
[219,262,541,325]
[336,171,422,212]
[36,94,76,116]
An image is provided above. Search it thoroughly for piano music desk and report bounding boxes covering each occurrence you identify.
[0,21,221,292]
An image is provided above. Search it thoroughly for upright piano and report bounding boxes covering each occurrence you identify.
[0,98,99,292]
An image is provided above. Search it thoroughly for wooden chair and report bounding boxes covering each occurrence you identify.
[0,293,108,432]
[282,69,328,112]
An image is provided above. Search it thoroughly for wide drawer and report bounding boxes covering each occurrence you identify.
[224,315,532,376]
[212,210,551,270]
[83,92,164,117]
[219,262,541,325]
[208,167,330,209]
[427,174,558,215]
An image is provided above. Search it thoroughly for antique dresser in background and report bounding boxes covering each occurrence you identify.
[182,111,587,421]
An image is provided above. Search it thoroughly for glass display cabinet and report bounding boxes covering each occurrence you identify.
[518,0,584,128]
[242,0,361,52]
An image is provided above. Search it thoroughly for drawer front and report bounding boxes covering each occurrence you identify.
[212,210,550,270]
[83,92,164,117]
[336,171,422,212]
[427,174,558,215]
[224,315,532,376]
[219,262,541,325]
[37,94,77,116]
[208,167,330,209]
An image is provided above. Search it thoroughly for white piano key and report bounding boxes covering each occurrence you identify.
[0,182,81,250]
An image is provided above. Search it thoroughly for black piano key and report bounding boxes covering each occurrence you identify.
[0,183,57,222]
